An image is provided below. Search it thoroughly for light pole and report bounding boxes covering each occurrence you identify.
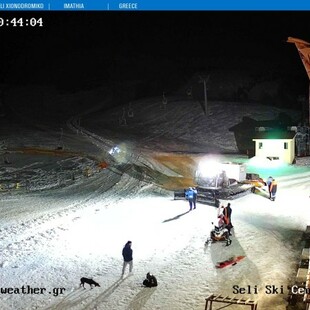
[199,75,210,116]
[57,128,63,150]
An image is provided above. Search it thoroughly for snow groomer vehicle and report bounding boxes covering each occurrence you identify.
[174,160,265,207]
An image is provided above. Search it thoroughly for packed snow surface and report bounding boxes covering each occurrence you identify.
[0,93,309,310]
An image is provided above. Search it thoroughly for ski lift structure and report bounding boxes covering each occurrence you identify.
[287,37,310,156]
[198,74,213,116]
[127,102,134,118]
[186,86,193,98]
[161,91,168,110]
[56,128,64,150]
[119,107,127,126]
[287,37,310,126]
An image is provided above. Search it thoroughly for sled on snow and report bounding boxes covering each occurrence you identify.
[215,255,246,268]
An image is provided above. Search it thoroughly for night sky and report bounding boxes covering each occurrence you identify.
[1,11,310,107]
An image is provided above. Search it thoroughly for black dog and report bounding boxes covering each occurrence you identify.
[80,277,101,289]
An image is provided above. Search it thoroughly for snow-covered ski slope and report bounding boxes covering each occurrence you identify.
[0,91,309,310]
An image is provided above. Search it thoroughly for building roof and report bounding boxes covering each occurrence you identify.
[229,116,294,132]
[252,131,296,140]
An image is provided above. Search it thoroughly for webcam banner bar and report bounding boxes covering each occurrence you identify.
[1,0,310,11]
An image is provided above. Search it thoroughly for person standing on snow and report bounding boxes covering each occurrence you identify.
[122,241,133,276]
[185,187,195,210]
[266,176,273,199]
[223,203,233,235]
[192,187,198,209]
[270,179,278,201]
[223,203,232,225]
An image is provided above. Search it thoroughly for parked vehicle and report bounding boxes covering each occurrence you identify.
[174,162,265,206]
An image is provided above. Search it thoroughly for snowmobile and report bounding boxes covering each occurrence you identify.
[205,222,232,246]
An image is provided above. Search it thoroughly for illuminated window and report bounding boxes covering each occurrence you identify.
[284,142,288,149]
[259,142,263,149]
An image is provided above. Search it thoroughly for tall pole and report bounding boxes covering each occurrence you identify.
[199,75,210,116]
[203,79,208,116]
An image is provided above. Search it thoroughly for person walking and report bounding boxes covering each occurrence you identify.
[185,187,195,211]
[270,179,278,201]
[122,241,133,276]
[266,176,273,199]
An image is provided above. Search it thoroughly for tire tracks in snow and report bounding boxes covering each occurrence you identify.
[0,170,145,268]
[276,171,310,189]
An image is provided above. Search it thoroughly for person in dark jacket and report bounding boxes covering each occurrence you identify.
[122,241,133,276]
[185,187,195,210]
[192,187,198,209]
[223,203,233,226]
[143,272,158,287]
[266,176,273,199]
[223,203,233,235]
[270,179,278,201]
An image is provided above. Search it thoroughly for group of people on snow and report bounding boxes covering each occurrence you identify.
[185,186,233,234]
[218,203,233,235]
[184,174,277,236]
[111,176,279,291]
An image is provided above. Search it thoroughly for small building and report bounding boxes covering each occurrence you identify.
[229,115,294,155]
[252,131,296,164]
